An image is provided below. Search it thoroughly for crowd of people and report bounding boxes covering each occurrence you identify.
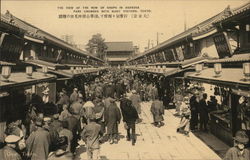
[0,69,249,160]
[0,70,165,160]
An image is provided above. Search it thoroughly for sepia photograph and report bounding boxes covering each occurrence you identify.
[0,0,250,159]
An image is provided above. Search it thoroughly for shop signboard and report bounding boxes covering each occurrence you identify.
[213,32,233,58]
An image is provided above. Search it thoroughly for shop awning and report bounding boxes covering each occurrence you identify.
[49,69,100,78]
[181,56,207,68]
[186,68,250,89]
[107,57,128,62]
[25,59,65,70]
[134,67,183,77]
[207,53,250,63]
[0,61,16,66]
[0,72,56,90]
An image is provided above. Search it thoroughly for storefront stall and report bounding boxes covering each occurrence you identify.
[187,63,250,146]
[0,64,56,142]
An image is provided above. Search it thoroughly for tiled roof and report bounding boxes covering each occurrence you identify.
[129,3,248,63]
[105,42,134,52]
[207,53,250,63]
[191,6,232,37]
[1,13,19,28]
[213,2,250,24]
[3,12,103,63]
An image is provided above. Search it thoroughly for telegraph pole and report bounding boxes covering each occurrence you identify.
[157,32,163,45]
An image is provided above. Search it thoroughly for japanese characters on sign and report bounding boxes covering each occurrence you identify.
[57,5,151,19]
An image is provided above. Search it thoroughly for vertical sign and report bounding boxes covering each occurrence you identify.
[213,32,233,58]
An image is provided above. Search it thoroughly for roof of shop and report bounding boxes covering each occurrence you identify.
[0,61,16,66]
[1,12,103,63]
[128,3,248,63]
[186,68,250,89]
[213,2,250,24]
[107,57,129,62]
[0,72,56,90]
[105,42,134,52]
[207,53,250,63]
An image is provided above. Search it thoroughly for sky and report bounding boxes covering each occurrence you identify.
[1,0,248,53]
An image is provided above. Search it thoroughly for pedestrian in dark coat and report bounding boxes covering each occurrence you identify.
[26,118,50,160]
[130,90,142,120]
[120,97,138,145]
[190,92,199,130]
[115,81,125,100]
[104,83,115,98]
[150,96,165,127]
[65,109,81,153]
[104,98,121,144]
[198,93,209,131]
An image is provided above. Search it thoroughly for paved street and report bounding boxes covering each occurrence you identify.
[75,101,221,160]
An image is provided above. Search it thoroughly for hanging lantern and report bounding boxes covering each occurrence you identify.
[246,24,250,31]
[1,66,11,82]
[70,67,74,73]
[26,66,33,78]
[42,66,48,76]
[190,42,193,47]
[214,63,222,77]
[195,64,203,75]
[162,65,166,73]
[243,63,250,80]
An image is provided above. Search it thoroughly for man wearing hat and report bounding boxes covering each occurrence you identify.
[26,117,50,160]
[81,114,103,160]
[2,135,22,160]
[223,130,250,160]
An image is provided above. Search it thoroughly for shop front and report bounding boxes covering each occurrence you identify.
[187,64,250,146]
[0,67,56,143]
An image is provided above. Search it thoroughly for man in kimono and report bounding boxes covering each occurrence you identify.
[104,98,121,144]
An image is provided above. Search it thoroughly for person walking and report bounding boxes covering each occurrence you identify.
[120,96,139,145]
[81,114,103,160]
[223,130,250,160]
[130,90,142,122]
[65,108,81,154]
[104,98,121,144]
[150,95,165,127]
[26,118,50,160]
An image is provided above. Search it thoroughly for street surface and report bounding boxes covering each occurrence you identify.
[75,101,221,160]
